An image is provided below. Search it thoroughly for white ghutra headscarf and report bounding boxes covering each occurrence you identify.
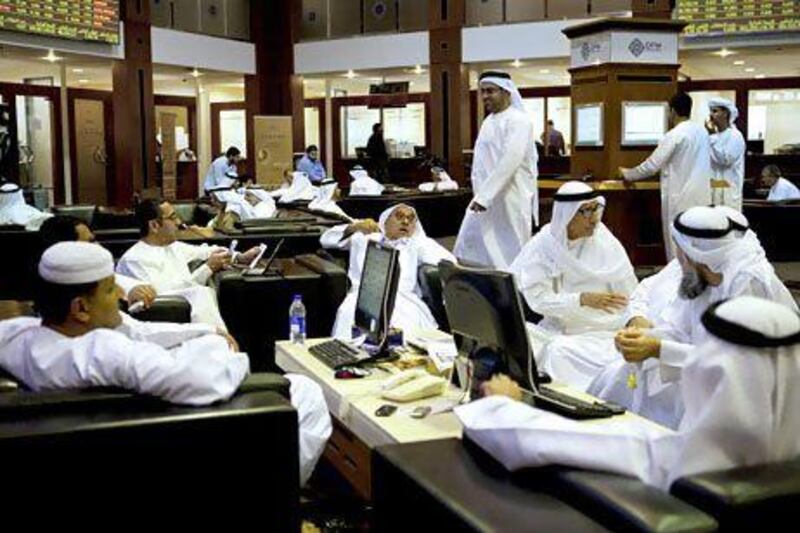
[479,71,524,112]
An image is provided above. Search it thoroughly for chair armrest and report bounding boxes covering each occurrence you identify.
[238,372,291,398]
[550,470,718,532]
[128,295,192,323]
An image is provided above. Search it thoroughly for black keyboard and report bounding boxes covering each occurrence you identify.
[522,387,625,420]
[308,340,370,369]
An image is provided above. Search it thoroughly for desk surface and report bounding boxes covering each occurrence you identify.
[276,338,463,448]
[539,179,660,191]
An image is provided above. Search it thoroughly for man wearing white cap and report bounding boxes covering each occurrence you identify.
[509,181,638,389]
[118,199,261,329]
[620,92,712,259]
[706,97,745,210]
[587,206,796,428]
[456,295,800,491]
[320,204,455,338]
[454,71,537,269]
[348,166,385,196]
[0,182,52,230]
[0,241,332,485]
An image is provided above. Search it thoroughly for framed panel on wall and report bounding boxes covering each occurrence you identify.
[398,0,428,31]
[173,0,201,32]
[200,0,226,36]
[547,0,589,19]
[301,0,328,40]
[506,0,545,23]
[330,0,362,38]
[225,0,251,40]
[465,0,503,26]
[364,0,398,33]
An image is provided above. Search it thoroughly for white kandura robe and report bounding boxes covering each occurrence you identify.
[767,177,800,202]
[623,121,712,259]
[589,234,798,429]
[455,297,800,491]
[308,182,352,221]
[117,240,228,329]
[0,185,52,230]
[0,314,331,485]
[709,126,746,211]
[418,171,459,193]
[454,106,537,269]
[320,225,455,339]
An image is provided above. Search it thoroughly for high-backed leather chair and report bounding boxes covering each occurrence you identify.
[671,460,800,530]
[125,295,193,323]
[51,204,96,226]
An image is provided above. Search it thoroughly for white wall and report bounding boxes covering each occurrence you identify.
[462,19,595,62]
[151,27,256,74]
[295,31,429,74]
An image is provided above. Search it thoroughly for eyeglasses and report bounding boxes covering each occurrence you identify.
[577,205,602,219]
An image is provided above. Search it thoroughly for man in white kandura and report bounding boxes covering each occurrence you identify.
[762,164,800,202]
[454,71,537,269]
[0,182,52,230]
[587,206,796,428]
[0,241,331,485]
[308,178,352,221]
[456,295,800,491]
[348,166,385,197]
[620,92,712,259]
[706,97,745,210]
[117,199,261,329]
[279,171,317,204]
[203,146,241,193]
[509,181,638,390]
[418,166,459,193]
[320,204,455,338]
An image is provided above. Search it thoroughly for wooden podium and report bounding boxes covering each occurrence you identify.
[550,18,688,266]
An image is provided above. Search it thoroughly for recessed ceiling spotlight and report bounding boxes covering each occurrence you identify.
[713,48,735,57]
[733,60,745,66]
[539,69,550,74]
[344,70,357,79]
[43,49,61,62]
[755,74,766,79]
[512,59,522,68]
[191,68,202,78]
[413,65,423,74]
[745,67,756,73]
[78,79,89,84]
[72,68,84,73]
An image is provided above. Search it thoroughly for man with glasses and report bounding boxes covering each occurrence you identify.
[117,199,260,329]
[509,181,638,390]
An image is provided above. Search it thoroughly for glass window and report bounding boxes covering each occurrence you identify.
[748,89,800,154]
[383,103,425,158]
[547,96,571,154]
[341,105,380,158]
[523,97,545,144]
[220,109,247,158]
[304,107,321,150]
[688,90,736,127]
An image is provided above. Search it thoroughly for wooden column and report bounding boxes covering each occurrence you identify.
[428,0,470,184]
[632,0,674,19]
[111,0,156,206]
[245,0,305,177]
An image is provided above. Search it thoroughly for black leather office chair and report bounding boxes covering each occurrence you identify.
[124,295,193,323]
[671,460,800,530]
[417,264,449,332]
[172,201,198,226]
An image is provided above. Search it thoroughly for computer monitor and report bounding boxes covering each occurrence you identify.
[439,260,539,393]
[621,101,668,145]
[354,241,400,346]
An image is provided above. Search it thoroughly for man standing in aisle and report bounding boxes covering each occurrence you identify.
[706,97,745,210]
[454,71,537,269]
[619,92,712,259]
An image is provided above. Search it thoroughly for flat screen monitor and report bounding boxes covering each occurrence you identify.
[354,241,400,345]
[575,103,603,147]
[622,102,668,145]
[439,261,538,393]
[0,1,121,44]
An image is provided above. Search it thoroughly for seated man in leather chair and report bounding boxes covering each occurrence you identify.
[0,241,332,485]
[40,215,158,311]
[320,203,455,338]
[457,295,800,492]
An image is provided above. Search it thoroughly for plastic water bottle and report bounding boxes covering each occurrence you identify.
[289,294,307,344]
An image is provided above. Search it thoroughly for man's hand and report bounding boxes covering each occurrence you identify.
[237,246,261,264]
[207,251,232,272]
[626,316,654,329]
[469,201,487,212]
[618,167,633,181]
[614,328,660,362]
[580,292,629,313]
[705,119,718,135]
[217,329,240,352]
[480,374,522,401]
[347,219,381,236]
[127,284,157,308]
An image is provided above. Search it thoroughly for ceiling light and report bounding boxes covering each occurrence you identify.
[713,48,735,58]
[745,67,756,73]
[72,68,84,73]
[43,49,61,62]
[191,68,202,78]
[755,74,766,79]
[733,60,745,66]
[512,59,522,68]
[539,69,550,74]
[344,70,357,79]
[413,65,423,74]
[78,79,89,84]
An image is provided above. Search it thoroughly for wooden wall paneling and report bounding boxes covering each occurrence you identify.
[465,0,503,26]
[172,0,201,32]
[329,0,361,38]
[364,0,398,33]
[547,0,589,19]
[301,0,328,40]
[225,0,250,39]
[200,0,226,37]
[506,0,545,22]
[399,0,428,31]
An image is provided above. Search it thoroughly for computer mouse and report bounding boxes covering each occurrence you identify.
[334,367,369,379]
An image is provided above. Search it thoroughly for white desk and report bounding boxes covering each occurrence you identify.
[276,338,463,449]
